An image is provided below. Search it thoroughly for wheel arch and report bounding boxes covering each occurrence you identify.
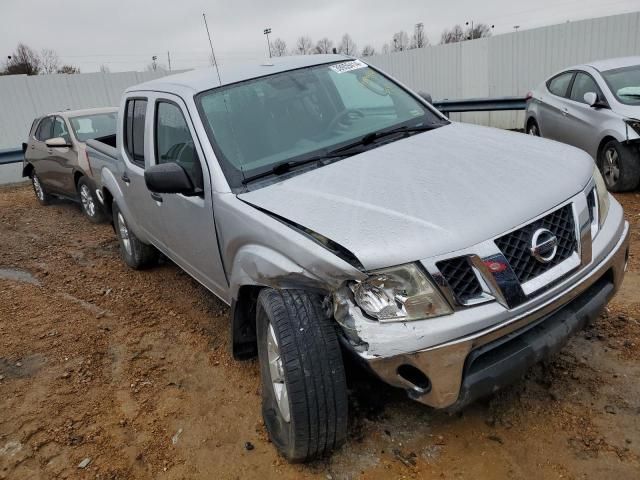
[22,162,34,178]
[231,285,263,360]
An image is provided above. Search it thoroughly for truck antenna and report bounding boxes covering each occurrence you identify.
[203,13,222,85]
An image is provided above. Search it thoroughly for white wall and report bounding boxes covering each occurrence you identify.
[367,12,640,129]
[0,70,186,149]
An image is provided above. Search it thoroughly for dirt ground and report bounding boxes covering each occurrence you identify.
[1,183,639,480]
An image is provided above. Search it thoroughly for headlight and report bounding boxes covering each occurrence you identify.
[593,166,610,231]
[350,263,452,322]
[625,119,640,136]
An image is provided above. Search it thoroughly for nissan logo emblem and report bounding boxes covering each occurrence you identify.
[530,228,558,264]
[531,228,558,263]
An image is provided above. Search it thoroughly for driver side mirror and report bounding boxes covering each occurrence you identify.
[418,91,433,104]
[583,91,608,109]
[145,162,199,196]
[45,137,72,148]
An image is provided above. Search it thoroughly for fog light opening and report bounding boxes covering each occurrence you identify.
[397,364,431,393]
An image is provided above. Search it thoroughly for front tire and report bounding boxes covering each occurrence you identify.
[256,289,348,462]
[31,172,51,206]
[78,177,107,223]
[112,202,158,269]
[598,140,640,192]
[527,119,540,136]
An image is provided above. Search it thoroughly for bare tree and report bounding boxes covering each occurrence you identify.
[381,43,391,54]
[392,31,409,52]
[338,34,357,56]
[466,23,493,40]
[314,37,333,54]
[57,64,81,74]
[6,43,41,75]
[410,23,428,49]
[296,36,313,55]
[361,45,375,57]
[40,49,60,74]
[271,38,287,57]
[99,64,111,73]
[439,24,465,44]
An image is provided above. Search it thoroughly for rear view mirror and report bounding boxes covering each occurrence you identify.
[45,137,72,148]
[584,91,608,109]
[583,92,597,106]
[418,91,433,104]
[145,162,198,196]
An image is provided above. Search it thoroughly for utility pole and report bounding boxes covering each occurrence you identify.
[167,51,171,71]
[263,28,272,58]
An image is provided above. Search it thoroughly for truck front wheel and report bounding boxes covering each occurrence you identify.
[256,288,348,462]
[112,202,158,269]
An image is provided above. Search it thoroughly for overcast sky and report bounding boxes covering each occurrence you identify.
[2,0,639,73]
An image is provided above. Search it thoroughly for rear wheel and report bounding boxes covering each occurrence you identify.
[112,202,158,269]
[598,140,640,192]
[256,289,348,462]
[78,177,107,223]
[31,172,51,206]
[527,119,540,136]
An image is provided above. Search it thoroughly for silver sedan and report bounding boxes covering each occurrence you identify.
[525,56,640,191]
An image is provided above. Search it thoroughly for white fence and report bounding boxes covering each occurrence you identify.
[367,11,640,129]
[0,70,185,149]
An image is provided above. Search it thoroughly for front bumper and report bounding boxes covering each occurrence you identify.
[336,207,629,409]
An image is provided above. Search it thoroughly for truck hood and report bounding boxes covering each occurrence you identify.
[239,123,594,271]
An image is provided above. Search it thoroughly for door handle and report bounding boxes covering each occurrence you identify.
[150,192,163,203]
[121,173,130,184]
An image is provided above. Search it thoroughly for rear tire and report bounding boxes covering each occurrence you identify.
[78,177,107,223]
[112,202,158,269]
[256,289,348,462]
[31,172,51,206]
[598,140,640,192]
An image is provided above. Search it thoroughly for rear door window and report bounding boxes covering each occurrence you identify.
[124,98,148,167]
[35,116,54,142]
[547,72,574,98]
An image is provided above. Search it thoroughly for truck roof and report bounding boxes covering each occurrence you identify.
[127,54,353,96]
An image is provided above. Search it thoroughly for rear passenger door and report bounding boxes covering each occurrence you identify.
[149,94,227,298]
[538,71,575,142]
[120,97,166,244]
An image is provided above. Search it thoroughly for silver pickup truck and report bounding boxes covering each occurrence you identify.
[86,55,630,462]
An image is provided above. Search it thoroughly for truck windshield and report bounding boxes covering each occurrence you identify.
[601,64,640,106]
[69,112,117,142]
[196,61,444,187]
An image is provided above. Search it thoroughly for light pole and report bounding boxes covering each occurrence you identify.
[151,55,158,71]
[263,28,272,58]
[513,25,520,32]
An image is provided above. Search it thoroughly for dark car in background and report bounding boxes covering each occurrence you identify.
[22,107,117,222]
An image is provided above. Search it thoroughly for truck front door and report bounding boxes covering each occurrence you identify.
[148,93,228,299]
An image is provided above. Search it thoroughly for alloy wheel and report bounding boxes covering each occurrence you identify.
[603,147,620,188]
[117,212,133,256]
[32,175,44,201]
[80,184,96,217]
[266,322,290,423]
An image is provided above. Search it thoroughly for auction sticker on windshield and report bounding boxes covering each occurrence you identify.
[330,60,368,74]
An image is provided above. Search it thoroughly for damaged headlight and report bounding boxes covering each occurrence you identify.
[592,166,610,233]
[350,263,452,322]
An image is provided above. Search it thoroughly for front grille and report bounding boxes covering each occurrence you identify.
[437,256,484,303]
[494,204,577,284]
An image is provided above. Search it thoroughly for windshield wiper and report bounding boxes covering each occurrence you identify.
[240,123,442,186]
[329,123,441,155]
[241,150,361,185]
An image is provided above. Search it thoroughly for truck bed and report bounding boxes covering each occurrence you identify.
[85,135,122,192]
